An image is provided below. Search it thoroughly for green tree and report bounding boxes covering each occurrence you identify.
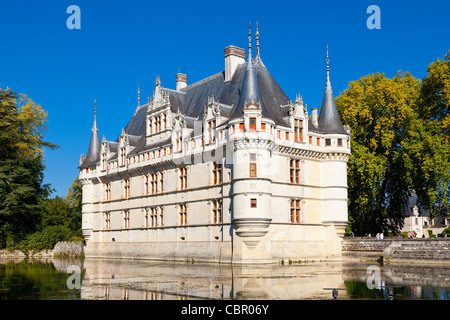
[0,88,58,248]
[336,71,449,235]
[418,50,450,144]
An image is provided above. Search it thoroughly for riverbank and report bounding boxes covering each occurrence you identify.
[0,241,84,259]
[342,238,450,265]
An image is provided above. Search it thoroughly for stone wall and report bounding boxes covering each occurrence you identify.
[53,241,84,257]
[342,238,450,264]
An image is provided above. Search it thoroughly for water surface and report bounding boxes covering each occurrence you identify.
[1,257,450,300]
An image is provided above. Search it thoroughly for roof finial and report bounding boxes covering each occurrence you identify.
[325,45,332,93]
[256,21,260,57]
[248,22,252,61]
[137,83,140,107]
[326,44,330,72]
[93,99,98,132]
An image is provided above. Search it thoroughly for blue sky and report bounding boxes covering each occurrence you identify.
[0,0,448,197]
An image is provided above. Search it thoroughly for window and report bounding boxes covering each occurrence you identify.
[290,200,301,223]
[124,210,130,229]
[105,212,111,230]
[317,138,320,146]
[179,167,187,190]
[294,119,303,142]
[290,159,300,184]
[159,207,164,227]
[250,198,257,208]
[151,173,158,194]
[120,148,126,166]
[249,153,257,177]
[249,118,256,131]
[325,138,331,146]
[144,175,149,194]
[159,173,164,192]
[150,207,158,228]
[277,130,281,139]
[309,136,312,144]
[261,123,266,131]
[102,153,107,171]
[123,179,130,199]
[337,138,342,146]
[207,119,216,143]
[145,209,149,227]
[285,132,289,140]
[239,123,244,132]
[213,162,222,185]
[212,200,222,224]
[105,183,111,201]
[179,204,187,226]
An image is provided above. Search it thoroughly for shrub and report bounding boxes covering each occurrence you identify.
[20,225,73,254]
[443,227,450,237]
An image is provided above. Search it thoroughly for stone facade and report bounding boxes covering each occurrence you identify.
[79,27,351,264]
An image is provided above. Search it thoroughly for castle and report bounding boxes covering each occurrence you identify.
[79,24,351,263]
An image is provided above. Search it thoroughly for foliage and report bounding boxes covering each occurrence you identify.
[0,88,57,248]
[0,87,84,253]
[336,67,450,236]
[19,225,74,254]
[418,50,450,144]
[443,227,450,237]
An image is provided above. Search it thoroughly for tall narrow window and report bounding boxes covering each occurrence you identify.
[290,200,301,223]
[105,212,111,230]
[162,114,166,130]
[144,175,149,194]
[213,162,222,185]
[151,207,158,228]
[207,120,216,143]
[105,183,111,201]
[120,148,126,166]
[212,200,222,224]
[179,167,187,190]
[294,119,303,142]
[239,123,245,132]
[123,179,130,199]
[151,173,157,194]
[337,138,342,147]
[249,118,256,131]
[159,172,164,193]
[102,153,107,171]
[249,153,257,177]
[124,210,130,229]
[290,159,300,184]
[317,137,320,146]
[159,207,164,227]
[179,204,187,226]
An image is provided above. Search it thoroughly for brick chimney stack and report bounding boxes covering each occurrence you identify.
[176,73,188,91]
[224,45,246,82]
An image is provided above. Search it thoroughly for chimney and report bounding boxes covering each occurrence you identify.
[176,73,188,91]
[224,45,246,82]
[311,108,319,128]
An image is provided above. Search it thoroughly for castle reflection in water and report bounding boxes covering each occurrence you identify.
[77,258,450,300]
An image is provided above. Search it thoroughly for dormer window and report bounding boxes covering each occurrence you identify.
[120,148,126,166]
[207,119,216,143]
[249,118,256,131]
[102,153,107,171]
[294,119,303,142]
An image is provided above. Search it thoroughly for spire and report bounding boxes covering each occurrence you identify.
[256,21,260,57]
[80,100,101,168]
[318,46,347,135]
[230,23,265,117]
[137,83,140,107]
[248,22,252,61]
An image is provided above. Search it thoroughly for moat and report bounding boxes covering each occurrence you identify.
[1,257,450,300]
